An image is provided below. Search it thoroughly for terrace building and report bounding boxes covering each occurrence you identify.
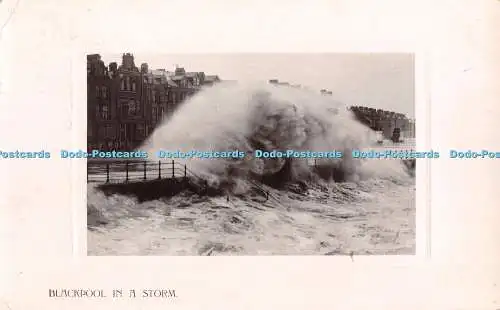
[87,53,222,151]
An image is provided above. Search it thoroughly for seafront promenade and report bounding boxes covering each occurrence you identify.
[87,159,190,184]
[87,139,416,184]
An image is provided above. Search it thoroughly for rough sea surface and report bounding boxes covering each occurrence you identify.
[87,83,415,255]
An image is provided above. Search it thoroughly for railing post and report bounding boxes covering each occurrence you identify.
[125,162,129,183]
[184,165,187,178]
[171,160,175,178]
[106,164,110,183]
[143,161,147,180]
[158,161,161,179]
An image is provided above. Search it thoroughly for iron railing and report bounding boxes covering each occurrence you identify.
[87,159,194,184]
[86,159,273,201]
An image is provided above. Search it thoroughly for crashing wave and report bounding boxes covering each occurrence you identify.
[141,82,411,192]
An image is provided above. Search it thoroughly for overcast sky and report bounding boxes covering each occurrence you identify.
[99,53,415,118]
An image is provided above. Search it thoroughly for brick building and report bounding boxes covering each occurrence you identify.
[87,54,115,150]
[87,53,221,151]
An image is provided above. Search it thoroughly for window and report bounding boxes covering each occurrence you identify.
[152,107,157,121]
[101,86,107,99]
[132,81,136,92]
[120,124,126,140]
[172,92,176,103]
[128,100,139,117]
[100,104,110,120]
[126,77,130,91]
[121,79,125,90]
[95,86,100,97]
[137,124,144,137]
[120,101,129,119]
[104,125,113,138]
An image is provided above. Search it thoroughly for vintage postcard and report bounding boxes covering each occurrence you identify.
[1,0,498,309]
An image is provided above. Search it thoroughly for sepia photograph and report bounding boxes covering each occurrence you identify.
[86,53,416,256]
[3,0,499,307]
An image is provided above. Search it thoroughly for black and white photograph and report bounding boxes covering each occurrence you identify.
[86,53,416,256]
[4,0,499,307]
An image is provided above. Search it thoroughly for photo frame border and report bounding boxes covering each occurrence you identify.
[72,47,431,260]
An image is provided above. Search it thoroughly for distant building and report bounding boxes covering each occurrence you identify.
[349,105,413,139]
[203,75,221,86]
[406,119,416,138]
[268,79,292,87]
[169,67,204,120]
[270,80,321,92]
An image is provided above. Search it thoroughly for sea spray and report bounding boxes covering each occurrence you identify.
[141,82,410,190]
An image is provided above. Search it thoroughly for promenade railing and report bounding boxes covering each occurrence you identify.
[87,159,198,184]
[86,159,274,201]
